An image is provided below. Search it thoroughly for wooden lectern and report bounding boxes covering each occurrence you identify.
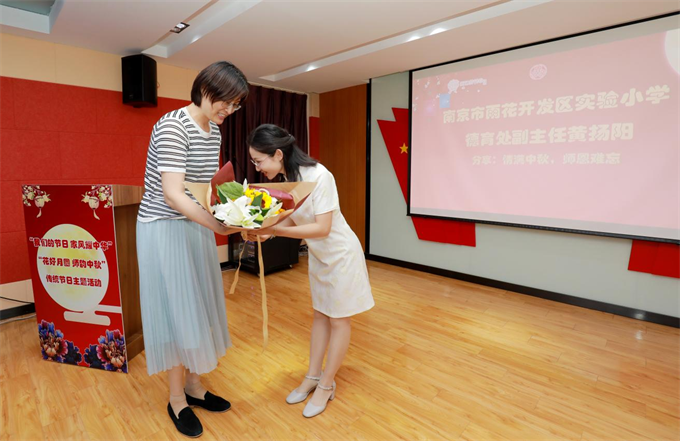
[112,185,144,360]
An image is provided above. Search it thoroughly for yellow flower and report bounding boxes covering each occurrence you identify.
[244,188,258,204]
[262,192,272,209]
[245,188,273,208]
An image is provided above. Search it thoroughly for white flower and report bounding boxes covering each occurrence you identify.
[213,196,259,228]
[263,201,282,219]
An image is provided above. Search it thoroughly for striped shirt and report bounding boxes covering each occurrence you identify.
[137,107,221,222]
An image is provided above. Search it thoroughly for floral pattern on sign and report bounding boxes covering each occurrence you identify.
[81,185,113,220]
[38,320,82,364]
[22,185,51,218]
[84,329,127,373]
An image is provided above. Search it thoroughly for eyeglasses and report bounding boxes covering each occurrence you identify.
[250,156,271,167]
[220,101,241,112]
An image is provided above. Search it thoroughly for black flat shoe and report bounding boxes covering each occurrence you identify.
[185,391,231,413]
[167,403,203,438]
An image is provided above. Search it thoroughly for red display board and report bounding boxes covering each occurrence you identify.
[22,184,128,373]
[378,107,476,246]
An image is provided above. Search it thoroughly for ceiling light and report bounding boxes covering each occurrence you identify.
[170,22,189,34]
[260,0,555,83]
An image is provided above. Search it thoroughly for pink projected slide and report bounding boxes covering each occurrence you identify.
[411,27,679,240]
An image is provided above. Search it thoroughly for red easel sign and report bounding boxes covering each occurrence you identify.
[22,185,128,373]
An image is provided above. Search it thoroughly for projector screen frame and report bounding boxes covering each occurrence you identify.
[407,11,680,245]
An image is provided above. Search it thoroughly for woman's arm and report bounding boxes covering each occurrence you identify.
[275,212,331,239]
[252,212,332,241]
[274,215,297,229]
[162,172,237,235]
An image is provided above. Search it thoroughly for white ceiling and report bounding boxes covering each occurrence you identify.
[0,0,677,93]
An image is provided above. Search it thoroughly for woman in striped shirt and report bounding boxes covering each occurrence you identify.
[136,61,247,438]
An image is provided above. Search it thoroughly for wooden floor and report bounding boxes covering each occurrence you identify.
[1,257,679,441]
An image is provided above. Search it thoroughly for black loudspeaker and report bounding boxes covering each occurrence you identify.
[121,54,157,108]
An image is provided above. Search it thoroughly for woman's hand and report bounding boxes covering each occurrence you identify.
[245,226,275,242]
[246,233,272,242]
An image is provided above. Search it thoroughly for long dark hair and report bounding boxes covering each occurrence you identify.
[247,124,317,182]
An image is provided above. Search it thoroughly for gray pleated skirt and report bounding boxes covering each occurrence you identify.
[136,219,231,375]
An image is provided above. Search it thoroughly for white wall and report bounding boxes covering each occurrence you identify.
[369,72,680,318]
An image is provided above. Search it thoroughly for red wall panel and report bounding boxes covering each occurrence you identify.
[0,77,189,284]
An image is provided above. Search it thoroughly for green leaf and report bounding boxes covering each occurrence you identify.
[216,186,229,204]
[252,193,263,208]
[216,182,243,203]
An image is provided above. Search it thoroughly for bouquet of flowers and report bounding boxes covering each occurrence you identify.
[185,162,315,232]
[212,180,286,229]
[185,162,316,350]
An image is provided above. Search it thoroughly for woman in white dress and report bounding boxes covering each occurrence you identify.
[247,124,375,418]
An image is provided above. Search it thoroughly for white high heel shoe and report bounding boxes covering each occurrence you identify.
[302,381,335,418]
[286,373,321,404]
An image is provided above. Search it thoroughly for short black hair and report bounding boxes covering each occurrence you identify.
[191,61,249,106]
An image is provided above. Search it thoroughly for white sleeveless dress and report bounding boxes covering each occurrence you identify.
[289,164,375,318]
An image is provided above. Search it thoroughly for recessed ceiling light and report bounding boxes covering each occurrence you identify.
[170,22,189,34]
[260,0,555,83]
